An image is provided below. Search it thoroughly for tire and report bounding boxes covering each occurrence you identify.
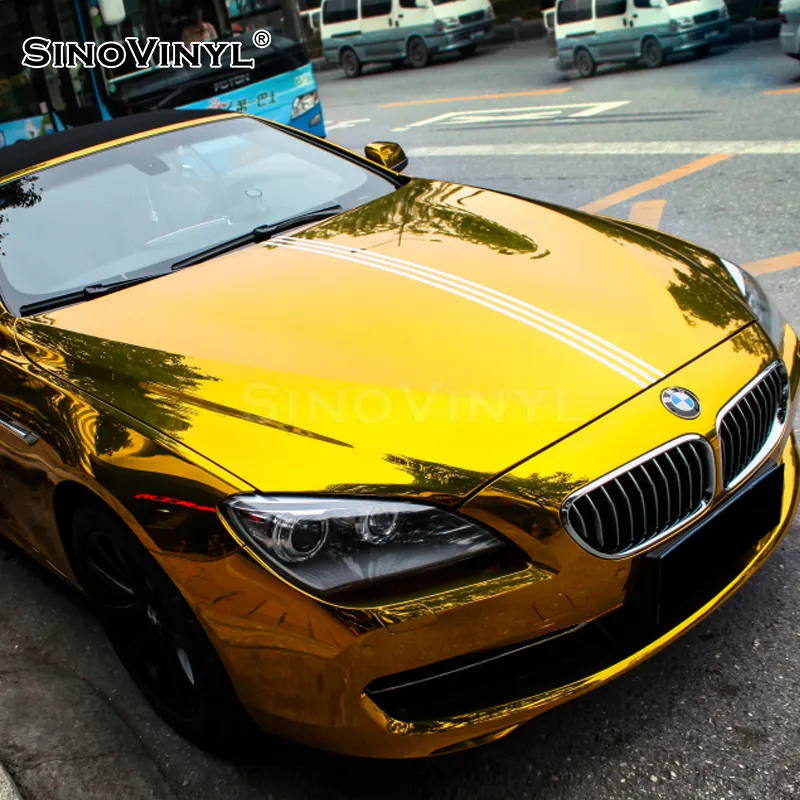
[642,37,665,68]
[459,43,478,57]
[694,43,711,58]
[72,502,254,751]
[408,36,431,68]
[575,48,596,78]
[389,58,405,68]
[340,48,362,78]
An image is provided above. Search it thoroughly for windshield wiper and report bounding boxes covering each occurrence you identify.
[171,204,343,271]
[19,273,168,316]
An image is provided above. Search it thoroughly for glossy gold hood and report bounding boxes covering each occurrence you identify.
[15,180,753,501]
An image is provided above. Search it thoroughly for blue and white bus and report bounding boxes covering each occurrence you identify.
[0,0,326,148]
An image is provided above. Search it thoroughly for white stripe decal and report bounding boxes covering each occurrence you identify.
[272,236,664,382]
[268,238,651,388]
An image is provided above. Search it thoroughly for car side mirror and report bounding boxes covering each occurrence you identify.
[364,141,408,173]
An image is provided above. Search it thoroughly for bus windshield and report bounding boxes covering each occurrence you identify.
[91,0,308,114]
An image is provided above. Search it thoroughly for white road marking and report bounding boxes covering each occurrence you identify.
[407,141,800,157]
[325,118,370,130]
[392,101,630,132]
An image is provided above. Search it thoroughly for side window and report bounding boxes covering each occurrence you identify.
[575,0,592,20]
[322,0,341,24]
[341,0,358,20]
[633,0,650,7]
[399,0,417,7]
[596,0,626,16]
[361,0,392,16]
[556,0,577,23]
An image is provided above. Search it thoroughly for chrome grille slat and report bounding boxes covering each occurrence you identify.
[718,361,789,489]
[563,436,715,558]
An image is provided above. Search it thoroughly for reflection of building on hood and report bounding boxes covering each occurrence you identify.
[25,119,39,139]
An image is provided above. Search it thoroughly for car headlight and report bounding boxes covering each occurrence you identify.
[220,495,523,602]
[291,91,319,120]
[720,3,729,17]
[676,15,693,27]
[487,4,495,19]
[443,15,460,26]
[720,258,787,351]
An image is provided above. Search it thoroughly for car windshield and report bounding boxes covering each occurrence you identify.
[0,117,397,316]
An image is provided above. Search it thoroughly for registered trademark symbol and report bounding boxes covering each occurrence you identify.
[252,30,272,48]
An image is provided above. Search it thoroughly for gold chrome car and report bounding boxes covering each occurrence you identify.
[0,110,797,759]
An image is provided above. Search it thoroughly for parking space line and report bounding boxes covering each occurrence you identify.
[744,251,800,276]
[628,200,665,229]
[382,88,571,108]
[579,154,733,214]
[408,142,800,156]
[761,88,800,95]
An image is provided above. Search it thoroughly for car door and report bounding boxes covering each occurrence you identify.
[594,0,633,56]
[555,0,596,60]
[321,0,361,61]
[359,0,395,57]
[627,0,668,48]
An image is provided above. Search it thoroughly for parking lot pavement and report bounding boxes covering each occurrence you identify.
[2,34,800,800]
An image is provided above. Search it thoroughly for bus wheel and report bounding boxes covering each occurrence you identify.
[408,37,431,68]
[575,48,596,78]
[642,37,665,68]
[341,49,362,78]
[694,44,711,58]
[460,44,478,57]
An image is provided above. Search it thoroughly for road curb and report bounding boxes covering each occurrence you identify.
[0,765,21,800]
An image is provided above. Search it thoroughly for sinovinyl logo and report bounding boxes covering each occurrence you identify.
[21,33,273,71]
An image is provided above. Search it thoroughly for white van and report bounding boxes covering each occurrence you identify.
[321,0,495,77]
[552,0,731,77]
[779,0,800,59]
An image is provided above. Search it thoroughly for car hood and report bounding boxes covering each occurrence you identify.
[15,179,753,503]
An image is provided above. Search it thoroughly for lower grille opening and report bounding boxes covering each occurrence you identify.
[367,465,784,724]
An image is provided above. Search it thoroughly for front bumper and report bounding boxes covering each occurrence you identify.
[666,20,731,53]
[428,22,495,54]
[160,323,800,759]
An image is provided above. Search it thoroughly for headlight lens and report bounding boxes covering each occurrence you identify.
[720,258,786,351]
[676,15,693,27]
[720,4,729,17]
[220,495,522,602]
[443,15,460,26]
[291,90,319,120]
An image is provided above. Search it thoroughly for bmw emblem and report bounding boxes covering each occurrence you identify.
[661,387,701,420]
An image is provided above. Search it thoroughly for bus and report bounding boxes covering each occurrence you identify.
[0,0,326,148]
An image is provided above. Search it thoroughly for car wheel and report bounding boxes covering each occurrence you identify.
[459,43,478,57]
[694,44,711,58]
[642,37,665,68]
[575,48,596,78]
[72,502,253,751]
[408,37,431,68]
[340,48,362,78]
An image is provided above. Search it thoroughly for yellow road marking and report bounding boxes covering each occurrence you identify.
[580,154,733,214]
[628,200,665,229]
[382,88,571,108]
[761,88,800,95]
[744,251,800,276]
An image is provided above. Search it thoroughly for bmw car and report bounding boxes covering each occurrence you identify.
[0,109,797,758]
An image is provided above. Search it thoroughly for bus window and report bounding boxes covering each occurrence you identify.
[0,2,54,146]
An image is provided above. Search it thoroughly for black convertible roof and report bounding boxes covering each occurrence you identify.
[0,109,233,180]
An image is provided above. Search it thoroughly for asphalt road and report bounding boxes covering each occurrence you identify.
[2,35,800,800]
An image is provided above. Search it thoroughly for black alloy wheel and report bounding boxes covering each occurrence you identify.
[341,48,363,78]
[408,37,431,68]
[72,503,252,751]
[575,48,596,78]
[642,37,666,68]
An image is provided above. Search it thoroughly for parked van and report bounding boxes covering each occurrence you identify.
[779,0,800,59]
[321,0,495,77]
[552,0,731,77]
